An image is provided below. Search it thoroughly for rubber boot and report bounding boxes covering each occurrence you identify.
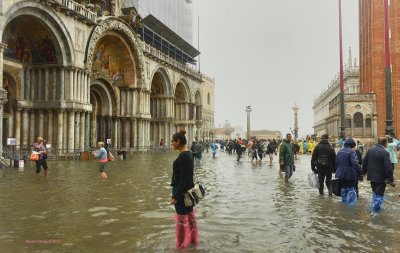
[371,192,384,213]
[175,214,190,249]
[188,211,199,245]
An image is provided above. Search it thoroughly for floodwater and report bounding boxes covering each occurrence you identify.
[0,151,399,253]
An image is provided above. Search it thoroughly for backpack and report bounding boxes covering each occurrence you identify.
[316,154,329,167]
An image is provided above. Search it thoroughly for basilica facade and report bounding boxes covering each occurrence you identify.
[0,0,215,153]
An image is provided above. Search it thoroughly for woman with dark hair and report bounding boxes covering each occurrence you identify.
[170,130,199,248]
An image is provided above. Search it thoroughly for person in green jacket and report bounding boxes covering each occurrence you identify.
[279,133,295,183]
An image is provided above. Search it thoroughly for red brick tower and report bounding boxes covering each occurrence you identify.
[359,0,400,136]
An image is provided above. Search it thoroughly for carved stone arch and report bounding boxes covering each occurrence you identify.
[0,2,75,65]
[90,77,119,116]
[150,66,171,96]
[85,17,145,87]
[3,66,22,99]
[175,77,192,103]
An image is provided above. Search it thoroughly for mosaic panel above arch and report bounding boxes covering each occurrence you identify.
[85,17,146,88]
[92,35,135,87]
[3,15,60,64]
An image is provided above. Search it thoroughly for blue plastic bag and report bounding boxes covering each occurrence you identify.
[341,187,357,206]
[371,192,385,213]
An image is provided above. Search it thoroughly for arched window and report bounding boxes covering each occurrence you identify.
[354,112,363,128]
[207,93,211,105]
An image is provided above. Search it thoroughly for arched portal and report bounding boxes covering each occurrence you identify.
[1,7,74,150]
[90,80,115,147]
[150,70,170,146]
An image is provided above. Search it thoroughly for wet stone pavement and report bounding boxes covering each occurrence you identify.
[0,150,399,253]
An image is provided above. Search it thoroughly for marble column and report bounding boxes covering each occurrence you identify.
[22,109,28,146]
[130,118,134,148]
[57,110,64,150]
[125,118,131,148]
[75,112,80,149]
[52,68,57,100]
[68,68,74,101]
[0,43,6,89]
[120,90,126,116]
[29,111,36,145]
[38,110,44,138]
[63,111,68,150]
[113,118,118,149]
[85,112,90,149]
[80,112,85,150]
[44,68,50,100]
[47,110,53,145]
[15,109,21,147]
[59,67,65,100]
[137,119,143,149]
[126,90,131,115]
[86,72,91,103]
[37,68,43,100]
[133,118,137,149]
[24,68,30,100]
[30,69,36,100]
[68,110,75,152]
[91,111,97,147]
[73,70,78,101]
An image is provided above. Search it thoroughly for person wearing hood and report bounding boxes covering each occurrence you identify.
[335,138,362,204]
[385,135,399,171]
[311,134,336,195]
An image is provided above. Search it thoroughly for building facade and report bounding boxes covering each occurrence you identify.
[359,0,400,136]
[313,52,377,144]
[0,0,214,153]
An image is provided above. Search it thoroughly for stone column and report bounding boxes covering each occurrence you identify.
[85,112,90,149]
[137,119,143,149]
[29,110,36,145]
[120,90,126,116]
[75,112,80,149]
[125,118,131,148]
[133,118,137,149]
[0,43,7,89]
[24,67,30,100]
[37,68,43,100]
[130,118,135,148]
[38,110,44,138]
[57,110,64,151]
[30,68,36,100]
[22,109,28,146]
[91,110,97,147]
[113,118,118,149]
[47,110,53,145]
[80,112,85,150]
[15,109,21,147]
[133,91,137,115]
[86,72,90,103]
[73,70,78,101]
[68,110,75,152]
[52,68,57,100]
[44,68,50,100]
[59,67,65,100]
[63,112,68,150]
[126,90,131,115]
[68,68,74,101]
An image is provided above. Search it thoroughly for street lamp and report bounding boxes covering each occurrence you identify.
[338,0,346,140]
[384,0,395,137]
[245,105,252,140]
[292,103,299,139]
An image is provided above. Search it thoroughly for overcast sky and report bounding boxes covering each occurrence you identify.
[192,0,358,137]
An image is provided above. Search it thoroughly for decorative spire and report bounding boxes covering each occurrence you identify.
[348,47,353,70]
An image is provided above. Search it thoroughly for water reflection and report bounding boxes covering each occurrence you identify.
[0,152,399,252]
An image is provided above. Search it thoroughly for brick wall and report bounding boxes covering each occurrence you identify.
[359,0,400,136]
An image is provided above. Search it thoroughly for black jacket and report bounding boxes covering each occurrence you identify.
[311,140,336,173]
[362,144,394,183]
[171,151,194,199]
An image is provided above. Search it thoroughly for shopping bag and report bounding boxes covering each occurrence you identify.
[308,172,320,188]
[30,152,39,161]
